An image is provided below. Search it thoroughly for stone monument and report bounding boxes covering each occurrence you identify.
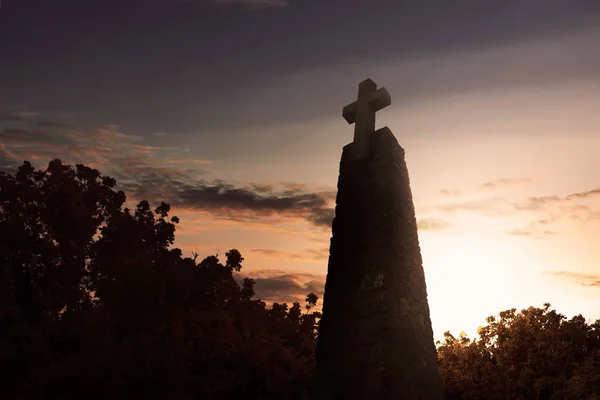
[315,79,443,399]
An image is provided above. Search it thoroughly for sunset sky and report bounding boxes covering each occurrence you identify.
[2,0,600,340]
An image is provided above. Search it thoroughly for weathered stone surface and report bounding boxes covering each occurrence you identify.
[315,127,443,400]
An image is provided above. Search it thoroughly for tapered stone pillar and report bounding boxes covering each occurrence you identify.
[315,87,443,398]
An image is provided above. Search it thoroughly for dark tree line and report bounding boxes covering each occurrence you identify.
[1,160,599,399]
[0,160,319,399]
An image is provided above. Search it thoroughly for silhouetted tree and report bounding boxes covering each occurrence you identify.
[0,160,320,399]
[437,303,600,400]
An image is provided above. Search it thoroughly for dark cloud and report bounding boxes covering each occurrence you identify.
[0,114,25,122]
[110,154,335,228]
[247,184,274,194]
[34,120,77,129]
[544,271,600,287]
[567,189,600,200]
[0,128,29,138]
[179,185,324,213]
[306,207,335,228]
[0,127,75,147]
[0,111,335,229]
[169,180,333,228]
[236,270,325,305]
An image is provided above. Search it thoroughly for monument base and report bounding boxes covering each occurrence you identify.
[315,127,443,400]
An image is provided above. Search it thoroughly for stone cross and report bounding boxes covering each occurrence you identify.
[342,78,391,160]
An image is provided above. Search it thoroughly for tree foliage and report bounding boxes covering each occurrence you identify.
[0,160,320,399]
[437,303,600,400]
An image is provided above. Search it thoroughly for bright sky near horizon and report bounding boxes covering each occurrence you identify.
[2,0,600,340]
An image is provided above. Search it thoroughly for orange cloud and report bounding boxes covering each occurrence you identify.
[247,247,329,262]
[481,178,532,190]
[163,157,214,165]
[249,249,302,259]
[544,271,600,287]
[437,184,600,224]
[507,229,533,237]
[440,188,461,197]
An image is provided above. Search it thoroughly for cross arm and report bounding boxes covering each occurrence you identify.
[342,103,357,124]
[342,87,392,125]
[370,87,391,112]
